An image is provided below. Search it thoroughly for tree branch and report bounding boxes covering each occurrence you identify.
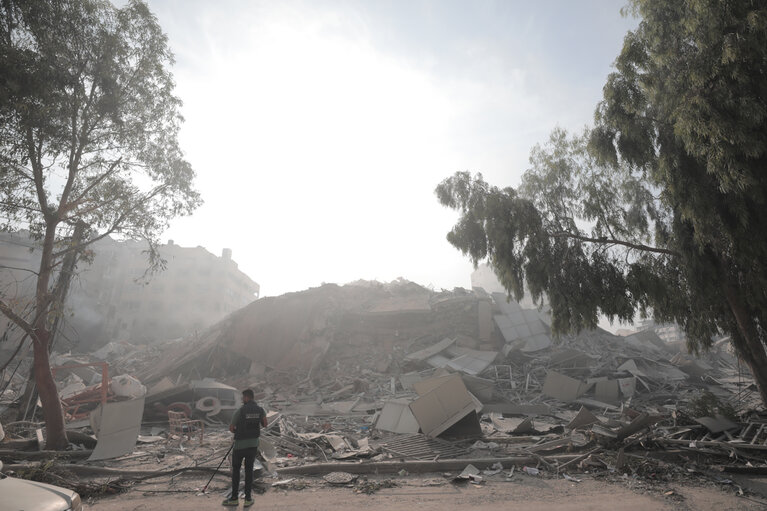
[65,157,123,212]
[60,91,84,212]
[0,333,29,373]
[60,196,122,221]
[51,219,124,259]
[0,265,40,276]
[547,230,681,257]
[25,128,49,214]
[0,299,41,346]
[54,184,169,259]
[8,164,35,182]
[0,201,42,213]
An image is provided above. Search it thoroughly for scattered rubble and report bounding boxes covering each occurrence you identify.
[0,279,764,504]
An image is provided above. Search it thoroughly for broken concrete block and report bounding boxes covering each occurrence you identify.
[413,373,454,396]
[477,300,493,342]
[460,374,495,402]
[618,377,636,397]
[376,399,420,434]
[409,373,477,437]
[542,371,586,402]
[490,414,536,434]
[694,415,739,434]
[405,337,455,363]
[445,349,498,376]
[567,406,599,430]
[89,397,145,461]
[454,464,483,483]
[399,371,426,390]
[594,380,620,404]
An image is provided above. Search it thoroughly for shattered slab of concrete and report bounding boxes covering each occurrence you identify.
[694,415,739,434]
[542,371,586,402]
[492,292,552,353]
[405,338,456,363]
[444,349,498,376]
[566,406,599,429]
[375,399,420,434]
[594,380,620,404]
[409,374,478,437]
[88,397,145,461]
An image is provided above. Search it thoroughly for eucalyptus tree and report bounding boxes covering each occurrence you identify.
[0,0,201,448]
[437,0,767,404]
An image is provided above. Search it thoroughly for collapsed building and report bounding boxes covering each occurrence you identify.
[0,279,763,499]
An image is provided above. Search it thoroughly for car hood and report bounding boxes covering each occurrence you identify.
[0,476,76,511]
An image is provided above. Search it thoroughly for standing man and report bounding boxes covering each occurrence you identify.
[222,388,267,507]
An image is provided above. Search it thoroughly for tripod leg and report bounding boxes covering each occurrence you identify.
[202,443,234,493]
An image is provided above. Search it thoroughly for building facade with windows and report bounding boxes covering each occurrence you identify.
[73,238,259,346]
[0,232,260,350]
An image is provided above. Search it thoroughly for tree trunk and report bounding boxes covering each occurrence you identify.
[31,328,68,449]
[17,221,86,420]
[31,220,68,450]
[721,274,767,406]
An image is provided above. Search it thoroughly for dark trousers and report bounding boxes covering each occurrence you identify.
[231,447,258,499]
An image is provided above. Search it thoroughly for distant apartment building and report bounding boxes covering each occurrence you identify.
[0,232,259,349]
[71,238,259,346]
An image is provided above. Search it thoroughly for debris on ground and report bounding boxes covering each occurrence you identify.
[1,279,764,504]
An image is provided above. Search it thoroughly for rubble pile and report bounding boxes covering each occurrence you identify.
[0,279,764,502]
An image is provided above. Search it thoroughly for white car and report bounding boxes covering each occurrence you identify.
[0,461,83,511]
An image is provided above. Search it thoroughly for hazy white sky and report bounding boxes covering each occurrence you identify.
[147,0,637,297]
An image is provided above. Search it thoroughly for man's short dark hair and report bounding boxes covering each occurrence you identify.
[242,389,254,400]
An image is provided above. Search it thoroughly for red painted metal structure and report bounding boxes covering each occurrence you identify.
[51,362,111,421]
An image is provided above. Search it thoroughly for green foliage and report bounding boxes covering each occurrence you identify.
[0,0,202,447]
[0,0,201,258]
[436,0,767,387]
[593,0,767,354]
[436,162,681,337]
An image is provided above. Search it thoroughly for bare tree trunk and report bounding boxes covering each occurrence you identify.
[721,274,767,406]
[31,221,68,450]
[48,221,86,353]
[31,328,67,449]
[17,221,86,421]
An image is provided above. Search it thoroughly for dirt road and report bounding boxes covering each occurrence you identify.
[93,475,762,511]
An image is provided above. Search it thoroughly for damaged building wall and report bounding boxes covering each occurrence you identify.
[71,238,259,349]
[0,231,260,352]
[130,281,506,390]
